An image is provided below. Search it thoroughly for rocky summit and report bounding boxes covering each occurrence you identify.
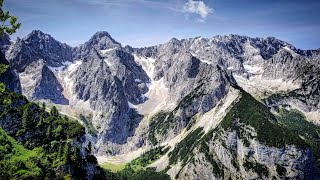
[1,30,320,179]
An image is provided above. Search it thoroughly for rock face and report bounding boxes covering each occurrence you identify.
[264,58,320,121]
[166,90,319,179]
[132,35,294,74]
[1,30,320,179]
[19,59,68,104]
[0,51,21,93]
[0,33,11,53]
[179,132,316,180]
[69,32,150,147]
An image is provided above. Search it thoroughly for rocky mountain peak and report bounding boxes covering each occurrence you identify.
[91,31,113,39]
[72,31,121,59]
[166,37,182,47]
[23,30,54,42]
[87,31,121,49]
[22,30,72,53]
[6,30,72,72]
[168,37,179,43]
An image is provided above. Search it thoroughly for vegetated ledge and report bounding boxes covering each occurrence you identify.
[220,90,308,149]
[0,87,105,179]
[102,146,171,180]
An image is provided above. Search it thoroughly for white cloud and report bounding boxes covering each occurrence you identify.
[183,0,213,20]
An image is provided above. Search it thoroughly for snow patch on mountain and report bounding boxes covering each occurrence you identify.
[104,59,112,67]
[47,61,73,72]
[133,54,155,79]
[66,60,82,73]
[62,60,93,111]
[190,52,212,64]
[136,78,171,115]
[100,47,117,55]
[243,64,263,74]
[60,60,82,88]
[45,59,92,113]
[128,101,136,109]
[283,46,299,57]
[199,58,212,64]
[48,65,65,72]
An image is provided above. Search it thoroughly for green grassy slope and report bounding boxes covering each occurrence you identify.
[0,88,103,179]
[0,128,46,179]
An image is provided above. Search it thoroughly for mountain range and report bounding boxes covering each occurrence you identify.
[1,30,320,179]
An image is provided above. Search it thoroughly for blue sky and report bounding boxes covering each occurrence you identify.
[4,0,320,49]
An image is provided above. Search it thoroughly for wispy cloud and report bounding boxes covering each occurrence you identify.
[84,0,182,12]
[81,0,213,22]
[183,0,213,21]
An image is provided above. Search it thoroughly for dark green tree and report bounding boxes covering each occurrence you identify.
[63,142,70,163]
[42,102,46,111]
[50,106,59,117]
[0,64,9,93]
[22,108,33,129]
[0,0,21,36]
[22,108,27,129]
[0,64,8,75]
[57,143,63,161]
[46,125,51,139]
[71,146,80,162]
[37,114,44,127]
[0,82,5,93]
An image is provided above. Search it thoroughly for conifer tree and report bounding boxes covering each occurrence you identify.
[50,106,59,117]
[63,142,70,163]
[46,125,51,139]
[42,102,46,111]
[0,0,21,36]
[22,108,33,129]
[37,114,44,127]
[22,108,28,129]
